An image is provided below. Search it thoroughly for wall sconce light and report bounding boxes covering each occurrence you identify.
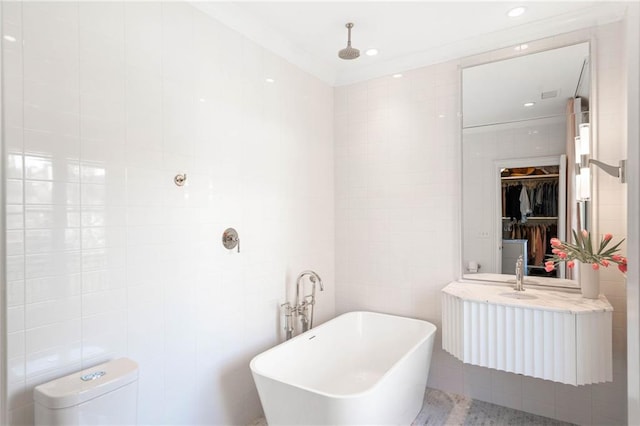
[575,123,627,202]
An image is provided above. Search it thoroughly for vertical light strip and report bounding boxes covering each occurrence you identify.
[578,123,591,154]
[578,123,592,200]
[579,167,591,201]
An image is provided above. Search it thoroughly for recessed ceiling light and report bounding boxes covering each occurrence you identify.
[524,102,536,107]
[365,48,378,56]
[265,78,275,83]
[438,114,446,118]
[199,98,206,103]
[392,73,403,78]
[3,35,16,42]
[514,44,529,51]
[507,6,526,18]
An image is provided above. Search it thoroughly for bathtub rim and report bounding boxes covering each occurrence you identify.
[249,310,437,400]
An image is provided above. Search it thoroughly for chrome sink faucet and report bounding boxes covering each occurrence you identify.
[515,255,525,291]
[282,270,324,340]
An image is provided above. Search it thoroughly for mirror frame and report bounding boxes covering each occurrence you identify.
[458,35,597,288]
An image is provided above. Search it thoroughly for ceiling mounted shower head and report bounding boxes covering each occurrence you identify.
[338,22,360,60]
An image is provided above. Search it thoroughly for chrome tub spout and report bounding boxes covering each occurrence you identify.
[296,270,323,331]
[282,270,324,340]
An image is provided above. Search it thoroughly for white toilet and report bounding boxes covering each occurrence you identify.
[33,358,139,426]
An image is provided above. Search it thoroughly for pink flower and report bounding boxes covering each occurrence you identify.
[544,261,555,272]
[554,229,625,275]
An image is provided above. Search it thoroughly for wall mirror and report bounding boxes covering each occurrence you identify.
[461,42,590,287]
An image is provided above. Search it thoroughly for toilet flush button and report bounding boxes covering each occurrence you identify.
[81,371,106,381]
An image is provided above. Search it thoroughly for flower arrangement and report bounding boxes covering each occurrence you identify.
[545,229,627,274]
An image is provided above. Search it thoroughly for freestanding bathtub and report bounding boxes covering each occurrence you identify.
[250,311,437,425]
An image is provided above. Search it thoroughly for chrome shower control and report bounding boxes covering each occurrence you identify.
[174,173,187,186]
[222,228,240,253]
[81,371,106,381]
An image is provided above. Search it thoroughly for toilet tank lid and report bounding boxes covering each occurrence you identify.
[33,358,139,409]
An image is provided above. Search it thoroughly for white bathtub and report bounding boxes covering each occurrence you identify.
[250,311,437,425]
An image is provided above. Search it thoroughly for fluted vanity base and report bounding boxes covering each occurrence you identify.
[442,282,612,386]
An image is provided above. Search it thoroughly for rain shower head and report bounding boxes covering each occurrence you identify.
[338,23,360,60]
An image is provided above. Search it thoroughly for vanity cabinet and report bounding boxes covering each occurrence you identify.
[442,281,612,386]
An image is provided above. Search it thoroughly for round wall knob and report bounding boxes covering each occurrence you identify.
[222,228,240,252]
[174,173,187,186]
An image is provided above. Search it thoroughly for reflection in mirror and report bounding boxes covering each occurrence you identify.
[462,42,590,287]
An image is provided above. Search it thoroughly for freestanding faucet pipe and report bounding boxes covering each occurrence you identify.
[294,270,324,334]
[307,274,323,329]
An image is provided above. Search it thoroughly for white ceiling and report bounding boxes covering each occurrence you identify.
[193,2,628,86]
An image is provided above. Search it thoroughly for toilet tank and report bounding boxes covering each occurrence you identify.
[34,358,139,426]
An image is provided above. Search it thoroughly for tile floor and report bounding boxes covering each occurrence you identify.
[250,387,575,425]
[413,388,575,425]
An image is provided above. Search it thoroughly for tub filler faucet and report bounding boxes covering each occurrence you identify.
[282,270,324,340]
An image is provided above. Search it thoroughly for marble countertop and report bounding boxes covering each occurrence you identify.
[443,281,613,314]
[462,273,580,289]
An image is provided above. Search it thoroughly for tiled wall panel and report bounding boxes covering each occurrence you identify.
[2,2,334,424]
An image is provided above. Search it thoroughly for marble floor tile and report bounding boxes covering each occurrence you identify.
[413,388,575,426]
[249,387,575,426]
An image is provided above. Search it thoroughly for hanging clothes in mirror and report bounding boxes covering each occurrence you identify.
[507,222,558,277]
[502,179,559,222]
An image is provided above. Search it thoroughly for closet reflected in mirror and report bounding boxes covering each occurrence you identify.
[499,158,565,278]
[462,41,590,287]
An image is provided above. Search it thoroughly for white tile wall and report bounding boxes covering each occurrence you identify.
[335,22,628,426]
[2,2,630,425]
[3,2,334,425]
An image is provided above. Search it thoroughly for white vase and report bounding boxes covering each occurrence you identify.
[579,261,600,299]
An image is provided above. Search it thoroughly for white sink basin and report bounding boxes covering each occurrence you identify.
[499,291,538,300]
